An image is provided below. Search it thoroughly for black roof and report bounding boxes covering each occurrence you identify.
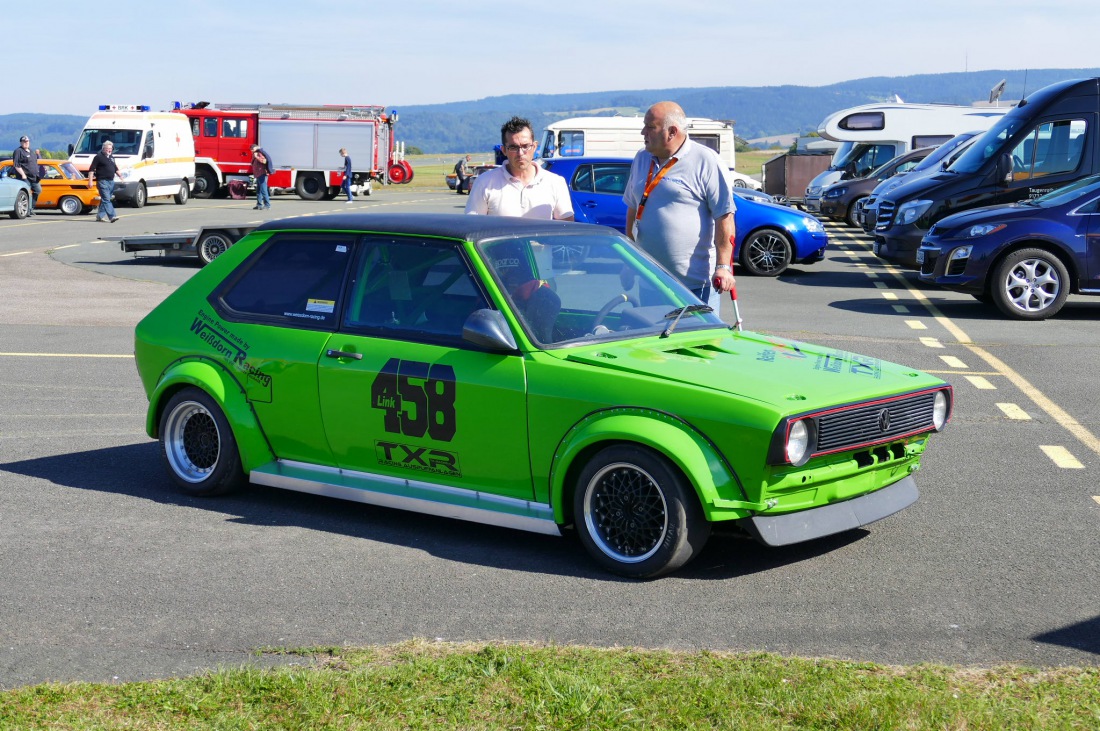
[254,212,615,241]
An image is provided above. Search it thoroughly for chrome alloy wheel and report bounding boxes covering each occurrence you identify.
[582,462,669,564]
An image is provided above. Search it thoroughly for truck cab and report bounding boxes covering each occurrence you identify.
[873,78,1099,268]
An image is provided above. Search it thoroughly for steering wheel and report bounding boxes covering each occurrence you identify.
[592,293,639,331]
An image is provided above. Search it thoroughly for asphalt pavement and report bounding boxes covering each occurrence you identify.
[0,190,1097,689]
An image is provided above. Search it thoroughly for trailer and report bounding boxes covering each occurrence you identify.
[107,226,257,266]
[174,102,411,200]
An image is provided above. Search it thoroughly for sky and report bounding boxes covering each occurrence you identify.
[13,0,1100,115]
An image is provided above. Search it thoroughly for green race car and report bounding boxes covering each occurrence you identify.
[134,213,952,578]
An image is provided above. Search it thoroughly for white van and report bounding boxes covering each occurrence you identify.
[69,105,196,207]
[539,115,761,189]
[802,101,1010,212]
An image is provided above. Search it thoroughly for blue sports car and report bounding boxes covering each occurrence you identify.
[917,174,1100,320]
[542,156,828,276]
[0,166,32,219]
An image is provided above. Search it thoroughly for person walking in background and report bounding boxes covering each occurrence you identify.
[87,140,122,223]
[466,116,573,220]
[623,101,735,311]
[11,135,41,217]
[340,148,353,203]
[454,154,470,195]
[250,144,271,209]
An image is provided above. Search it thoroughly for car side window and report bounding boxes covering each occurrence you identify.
[1010,119,1086,181]
[214,235,354,329]
[592,164,629,195]
[222,119,249,139]
[203,118,218,137]
[571,165,594,193]
[343,238,489,344]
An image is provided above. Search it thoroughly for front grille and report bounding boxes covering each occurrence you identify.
[816,391,938,455]
[875,200,896,231]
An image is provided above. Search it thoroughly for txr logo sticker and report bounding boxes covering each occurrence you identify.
[375,441,462,477]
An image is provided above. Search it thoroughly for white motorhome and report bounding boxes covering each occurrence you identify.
[69,105,196,208]
[539,115,761,188]
[802,101,1010,212]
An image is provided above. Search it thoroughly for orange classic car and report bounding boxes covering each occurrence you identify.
[0,159,101,215]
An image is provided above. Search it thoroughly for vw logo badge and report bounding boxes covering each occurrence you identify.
[878,408,892,432]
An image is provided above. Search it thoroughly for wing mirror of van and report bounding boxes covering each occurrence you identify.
[995,153,1013,186]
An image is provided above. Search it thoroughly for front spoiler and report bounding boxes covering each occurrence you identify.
[739,475,918,547]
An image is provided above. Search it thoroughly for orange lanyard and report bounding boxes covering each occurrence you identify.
[635,156,677,221]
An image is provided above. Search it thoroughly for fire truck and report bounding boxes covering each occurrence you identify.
[173,102,413,200]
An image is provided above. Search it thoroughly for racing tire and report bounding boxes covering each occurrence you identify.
[197,231,233,266]
[174,181,189,205]
[295,173,325,201]
[193,168,218,199]
[159,387,244,497]
[574,444,710,579]
[846,197,866,228]
[10,189,30,219]
[131,182,147,208]
[739,228,793,277]
[59,195,83,216]
[990,247,1070,321]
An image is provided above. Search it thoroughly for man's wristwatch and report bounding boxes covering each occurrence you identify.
[714,264,732,272]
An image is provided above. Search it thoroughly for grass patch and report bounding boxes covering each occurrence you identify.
[2,641,1097,729]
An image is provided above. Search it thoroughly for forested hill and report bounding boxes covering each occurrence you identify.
[4,69,1099,154]
[398,68,1100,153]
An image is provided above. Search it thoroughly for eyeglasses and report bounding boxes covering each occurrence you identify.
[504,143,537,154]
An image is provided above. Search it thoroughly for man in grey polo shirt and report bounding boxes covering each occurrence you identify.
[623,101,736,311]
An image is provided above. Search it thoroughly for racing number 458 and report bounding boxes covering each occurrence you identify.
[370,358,457,441]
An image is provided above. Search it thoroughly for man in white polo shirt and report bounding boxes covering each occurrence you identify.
[466,116,573,220]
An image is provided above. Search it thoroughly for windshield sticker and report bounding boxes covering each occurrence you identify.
[375,440,461,477]
[306,299,335,314]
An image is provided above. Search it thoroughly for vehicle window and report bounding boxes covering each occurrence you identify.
[558,131,584,156]
[479,233,723,347]
[343,237,489,344]
[592,163,629,195]
[215,235,354,329]
[203,118,218,137]
[895,160,920,174]
[692,134,720,154]
[571,165,594,192]
[912,135,952,148]
[1010,119,1086,181]
[222,119,249,138]
[38,165,64,180]
[190,118,200,137]
[839,112,885,131]
[60,162,82,179]
[72,128,143,155]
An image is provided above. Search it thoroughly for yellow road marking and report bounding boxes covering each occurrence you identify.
[881,292,898,300]
[875,263,1100,458]
[997,403,1031,420]
[939,355,969,369]
[965,376,996,390]
[52,244,79,250]
[905,320,927,329]
[0,352,133,358]
[1,251,31,257]
[1093,496,1100,506]
[1040,445,1084,469]
[919,337,943,348]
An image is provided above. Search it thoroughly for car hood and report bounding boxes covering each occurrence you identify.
[557,330,939,412]
[935,201,1049,231]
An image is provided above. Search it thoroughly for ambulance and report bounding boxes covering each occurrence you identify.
[69,105,196,208]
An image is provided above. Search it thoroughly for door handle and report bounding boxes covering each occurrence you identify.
[583,201,598,208]
[325,349,362,360]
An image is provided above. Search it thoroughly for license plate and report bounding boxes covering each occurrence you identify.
[872,240,880,255]
[916,250,925,264]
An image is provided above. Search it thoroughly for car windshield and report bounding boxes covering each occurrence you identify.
[478,232,725,347]
[910,133,977,173]
[948,116,1027,174]
[72,128,144,156]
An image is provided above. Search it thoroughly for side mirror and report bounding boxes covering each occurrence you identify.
[994,153,1013,186]
[67,143,74,157]
[462,309,518,352]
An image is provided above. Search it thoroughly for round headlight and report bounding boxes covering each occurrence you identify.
[786,419,811,465]
[932,390,949,431]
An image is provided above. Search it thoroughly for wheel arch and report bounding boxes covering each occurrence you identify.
[548,408,751,526]
[986,237,1082,294]
[147,357,274,473]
